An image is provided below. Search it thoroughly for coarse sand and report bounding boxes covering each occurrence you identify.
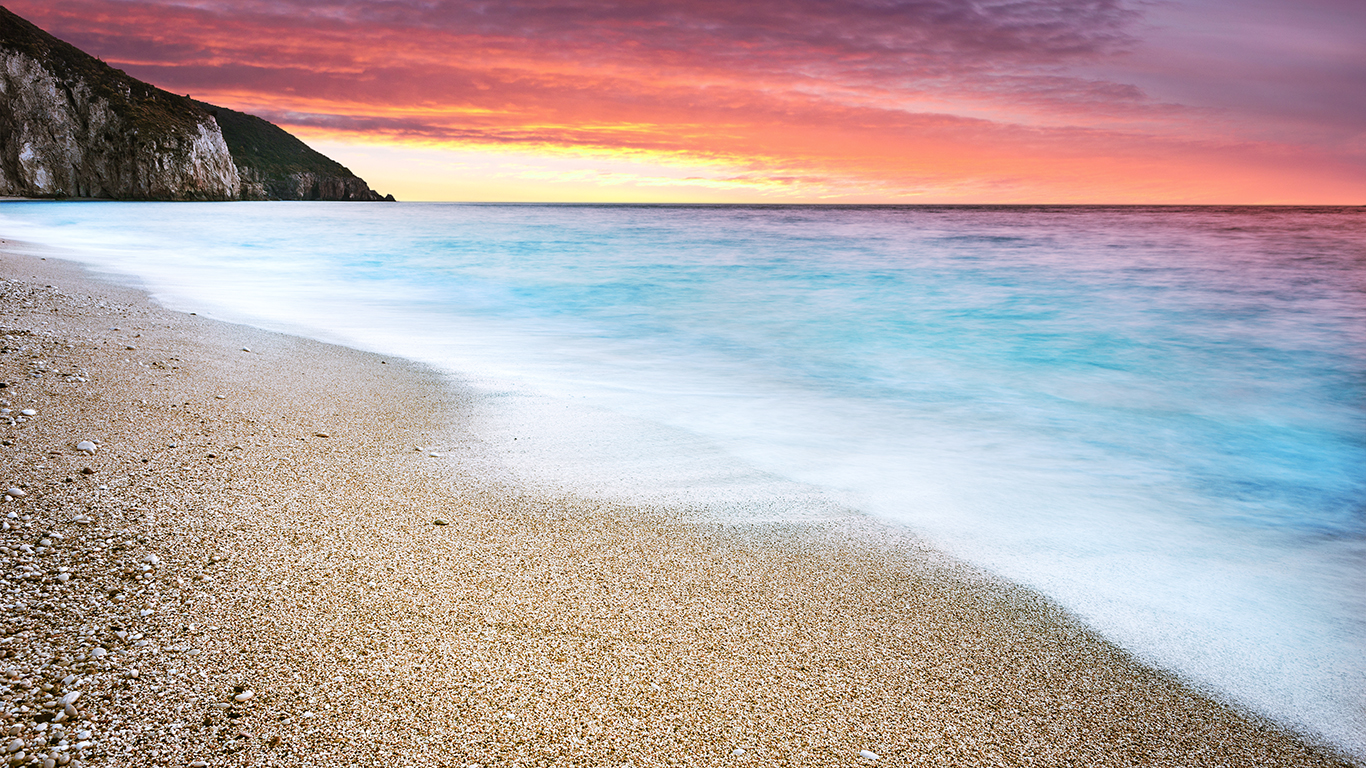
[0,239,1358,767]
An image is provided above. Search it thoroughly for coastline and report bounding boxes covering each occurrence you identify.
[0,241,1356,766]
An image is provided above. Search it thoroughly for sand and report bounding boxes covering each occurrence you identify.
[0,239,1357,767]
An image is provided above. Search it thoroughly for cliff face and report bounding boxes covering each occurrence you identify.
[196,101,393,202]
[237,167,391,202]
[0,7,392,202]
[0,8,239,200]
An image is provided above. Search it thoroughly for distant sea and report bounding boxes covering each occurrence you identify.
[3,203,1363,754]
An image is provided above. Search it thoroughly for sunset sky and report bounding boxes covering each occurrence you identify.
[8,0,1364,203]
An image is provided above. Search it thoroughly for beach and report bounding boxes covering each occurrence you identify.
[0,240,1357,767]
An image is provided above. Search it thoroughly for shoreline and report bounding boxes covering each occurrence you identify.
[0,241,1357,766]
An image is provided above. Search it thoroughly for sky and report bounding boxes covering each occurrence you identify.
[7,0,1364,203]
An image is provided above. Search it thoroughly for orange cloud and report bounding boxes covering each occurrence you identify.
[8,0,1364,202]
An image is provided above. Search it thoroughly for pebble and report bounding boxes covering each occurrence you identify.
[74,442,97,455]
[19,409,36,417]
[234,690,255,703]
[860,750,880,761]
[4,488,24,498]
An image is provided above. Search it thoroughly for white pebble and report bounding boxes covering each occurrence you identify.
[4,488,23,498]
[89,648,107,659]
[75,441,97,454]
[19,410,36,417]
[732,748,745,756]
[59,691,80,706]
[860,750,880,761]
[234,690,255,702]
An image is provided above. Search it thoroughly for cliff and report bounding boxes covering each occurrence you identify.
[193,101,393,202]
[0,6,391,202]
[0,6,237,200]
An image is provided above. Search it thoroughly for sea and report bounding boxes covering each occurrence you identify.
[2,202,1363,755]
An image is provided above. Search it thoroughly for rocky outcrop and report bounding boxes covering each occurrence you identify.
[236,167,392,202]
[198,101,393,201]
[0,7,239,200]
[0,7,392,202]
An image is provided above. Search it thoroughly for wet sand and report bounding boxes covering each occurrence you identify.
[0,240,1356,767]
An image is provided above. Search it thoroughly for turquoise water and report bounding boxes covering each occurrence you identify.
[3,202,1363,753]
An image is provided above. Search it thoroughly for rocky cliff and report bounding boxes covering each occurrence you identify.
[0,6,238,200]
[195,101,393,202]
[0,6,391,202]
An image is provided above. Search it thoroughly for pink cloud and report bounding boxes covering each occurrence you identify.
[5,0,1363,201]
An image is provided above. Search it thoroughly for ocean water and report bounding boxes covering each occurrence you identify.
[2,202,1363,754]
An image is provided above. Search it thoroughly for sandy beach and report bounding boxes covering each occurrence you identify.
[0,240,1356,767]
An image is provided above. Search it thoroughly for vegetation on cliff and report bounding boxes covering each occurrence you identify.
[193,100,394,201]
[0,7,210,146]
[0,5,391,201]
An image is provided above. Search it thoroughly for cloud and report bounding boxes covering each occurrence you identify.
[17,0,1151,114]
[6,0,1363,201]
